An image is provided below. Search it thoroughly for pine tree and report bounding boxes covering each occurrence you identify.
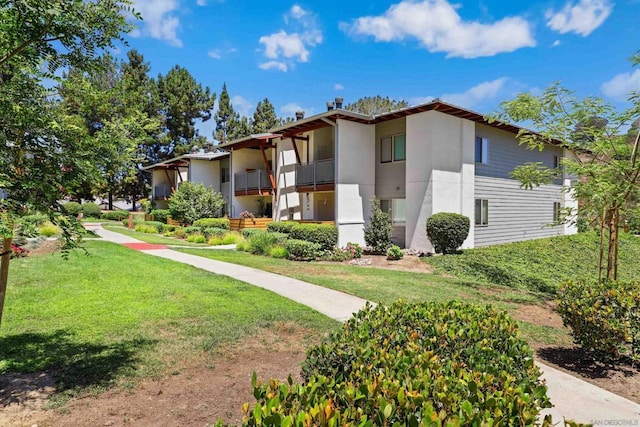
[344,96,409,116]
[251,98,279,134]
[214,82,235,143]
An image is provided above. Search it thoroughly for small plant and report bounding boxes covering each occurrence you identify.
[39,223,61,237]
[248,232,278,255]
[10,243,29,258]
[203,227,226,238]
[343,242,363,259]
[269,246,289,259]
[144,221,164,233]
[193,217,230,230]
[184,226,202,235]
[122,216,144,227]
[426,212,470,254]
[186,234,206,243]
[386,244,404,260]
[173,227,186,239]
[208,232,240,246]
[284,239,321,261]
[239,210,255,219]
[81,203,102,218]
[135,224,159,234]
[161,224,176,233]
[364,199,392,253]
[322,247,351,262]
[150,209,170,224]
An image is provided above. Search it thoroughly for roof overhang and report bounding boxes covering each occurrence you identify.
[142,151,229,171]
[217,133,281,150]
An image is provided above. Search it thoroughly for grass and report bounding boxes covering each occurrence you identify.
[427,232,640,293]
[0,241,336,400]
[175,248,570,347]
[102,224,211,247]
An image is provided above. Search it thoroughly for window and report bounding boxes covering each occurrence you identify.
[475,137,489,164]
[475,199,489,226]
[380,134,406,163]
[553,202,561,223]
[221,167,230,183]
[553,155,559,169]
[380,199,406,226]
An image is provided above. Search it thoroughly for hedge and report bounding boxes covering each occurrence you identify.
[193,217,230,230]
[62,202,82,216]
[426,212,470,254]
[102,211,129,221]
[266,221,296,234]
[81,203,102,218]
[241,228,265,239]
[283,239,321,261]
[290,223,338,251]
[241,301,552,426]
[150,209,170,224]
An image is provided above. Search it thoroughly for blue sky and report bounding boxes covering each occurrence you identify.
[120,0,640,140]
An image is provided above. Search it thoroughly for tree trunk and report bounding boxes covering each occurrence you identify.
[0,237,13,326]
[606,209,617,281]
[108,191,114,211]
[598,208,607,282]
[131,193,138,212]
[613,208,620,281]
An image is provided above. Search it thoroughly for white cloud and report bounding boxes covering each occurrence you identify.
[552,40,561,47]
[280,102,315,118]
[259,60,288,72]
[208,49,221,59]
[341,0,535,59]
[196,0,206,5]
[207,45,237,59]
[546,0,613,36]
[131,0,182,47]
[440,78,509,108]
[409,96,435,106]
[334,84,344,90]
[231,95,254,117]
[601,69,640,101]
[258,5,322,72]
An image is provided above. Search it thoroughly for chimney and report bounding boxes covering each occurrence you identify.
[326,101,334,111]
[295,110,305,121]
[335,97,343,109]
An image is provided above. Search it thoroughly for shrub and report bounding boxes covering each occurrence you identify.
[241,228,265,239]
[184,226,202,235]
[81,203,102,218]
[242,301,550,426]
[168,182,224,224]
[10,243,29,258]
[122,216,144,227]
[203,227,226,238]
[102,211,129,221]
[193,217,230,230]
[248,232,278,255]
[161,224,176,233]
[38,223,60,237]
[208,232,240,246]
[173,227,186,239]
[186,234,207,243]
[62,201,82,216]
[267,231,289,245]
[364,199,392,253]
[134,224,158,234]
[284,239,321,261]
[322,247,352,262]
[557,280,640,361]
[627,208,640,234]
[150,209,170,224]
[343,242,363,259]
[269,246,289,259]
[266,221,296,234]
[20,213,48,228]
[426,212,470,254]
[236,240,247,251]
[290,223,338,251]
[386,244,404,260]
[144,221,164,233]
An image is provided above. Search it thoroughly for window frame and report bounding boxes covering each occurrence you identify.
[475,199,489,226]
[379,198,406,226]
[380,133,406,164]
[475,136,489,164]
[553,201,561,223]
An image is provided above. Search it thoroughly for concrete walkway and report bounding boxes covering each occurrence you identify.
[86,224,640,424]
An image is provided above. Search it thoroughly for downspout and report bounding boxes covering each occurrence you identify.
[229,148,234,218]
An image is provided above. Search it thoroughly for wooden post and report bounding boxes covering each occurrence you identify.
[0,237,13,326]
[128,214,134,229]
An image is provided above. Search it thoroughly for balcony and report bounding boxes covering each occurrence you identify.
[153,184,172,200]
[234,170,273,196]
[295,158,335,192]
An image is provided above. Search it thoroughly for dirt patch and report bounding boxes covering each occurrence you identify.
[0,373,56,427]
[510,301,565,330]
[25,239,60,257]
[0,322,319,427]
[341,254,435,273]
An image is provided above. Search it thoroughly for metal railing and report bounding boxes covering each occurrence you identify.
[234,170,272,194]
[295,158,335,189]
[153,184,172,199]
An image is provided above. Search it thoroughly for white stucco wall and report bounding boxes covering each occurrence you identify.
[405,111,476,252]
[336,119,375,246]
[230,148,273,217]
[189,159,220,190]
[275,137,303,220]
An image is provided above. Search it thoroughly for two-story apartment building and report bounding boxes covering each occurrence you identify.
[149,99,577,252]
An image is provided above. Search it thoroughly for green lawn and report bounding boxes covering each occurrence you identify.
[102,224,212,247]
[0,241,336,400]
[427,232,640,293]
[176,248,571,347]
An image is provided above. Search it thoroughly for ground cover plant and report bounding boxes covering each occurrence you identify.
[426,232,640,294]
[102,224,212,247]
[0,241,336,402]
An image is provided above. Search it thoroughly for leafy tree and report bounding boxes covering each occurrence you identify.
[364,199,392,253]
[252,98,279,134]
[168,182,224,224]
[344,96,409,116]
[0,0,135,324]
[157,65,215,157]
[491,57,640,281]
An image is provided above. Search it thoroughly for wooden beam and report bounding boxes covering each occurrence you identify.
[0,237,12,325]
[260,146,277,191]
[292,135,309,141]
[290,137,301,164]
[163,168,175,193]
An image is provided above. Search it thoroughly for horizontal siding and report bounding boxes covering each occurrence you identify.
[474,176,564,247]
[475,123,562,181]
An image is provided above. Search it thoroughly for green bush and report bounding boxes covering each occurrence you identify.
[161,224,176,233]
[134,224,158,234]
[122,216,144,227]
[186,234,206,243]
[208,232,240,246]
[168,182,224,224]
[19,213,49,228]
[39,223,60,237]
[426,212,470,254]
[364,199,392,253]
[248,232,278,255]
[243,301,550,426]
[144,221,164,233]
[203,227,226,238]
[557,280,640,361]
[193,217,230,230]
[241,228,265,239]
[284,239,321,261]
[62,201,82,216]
[102,211,129,221]
[267,231,289,245]
[150,209,170,224]
[322,247,352,262]
[184,226,202,235]
[173,227,186,239]
[343,242,363,259]
[289,223,338,251]
[266,221,296,234]
[81,203,102,218]
[269,246,288,259]
[627,208,640,234]
[386,244,404,260]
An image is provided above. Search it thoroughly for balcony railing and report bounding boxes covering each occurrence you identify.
[234,170,272,195]
[295,158,335,190]
[153,184,172,200]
